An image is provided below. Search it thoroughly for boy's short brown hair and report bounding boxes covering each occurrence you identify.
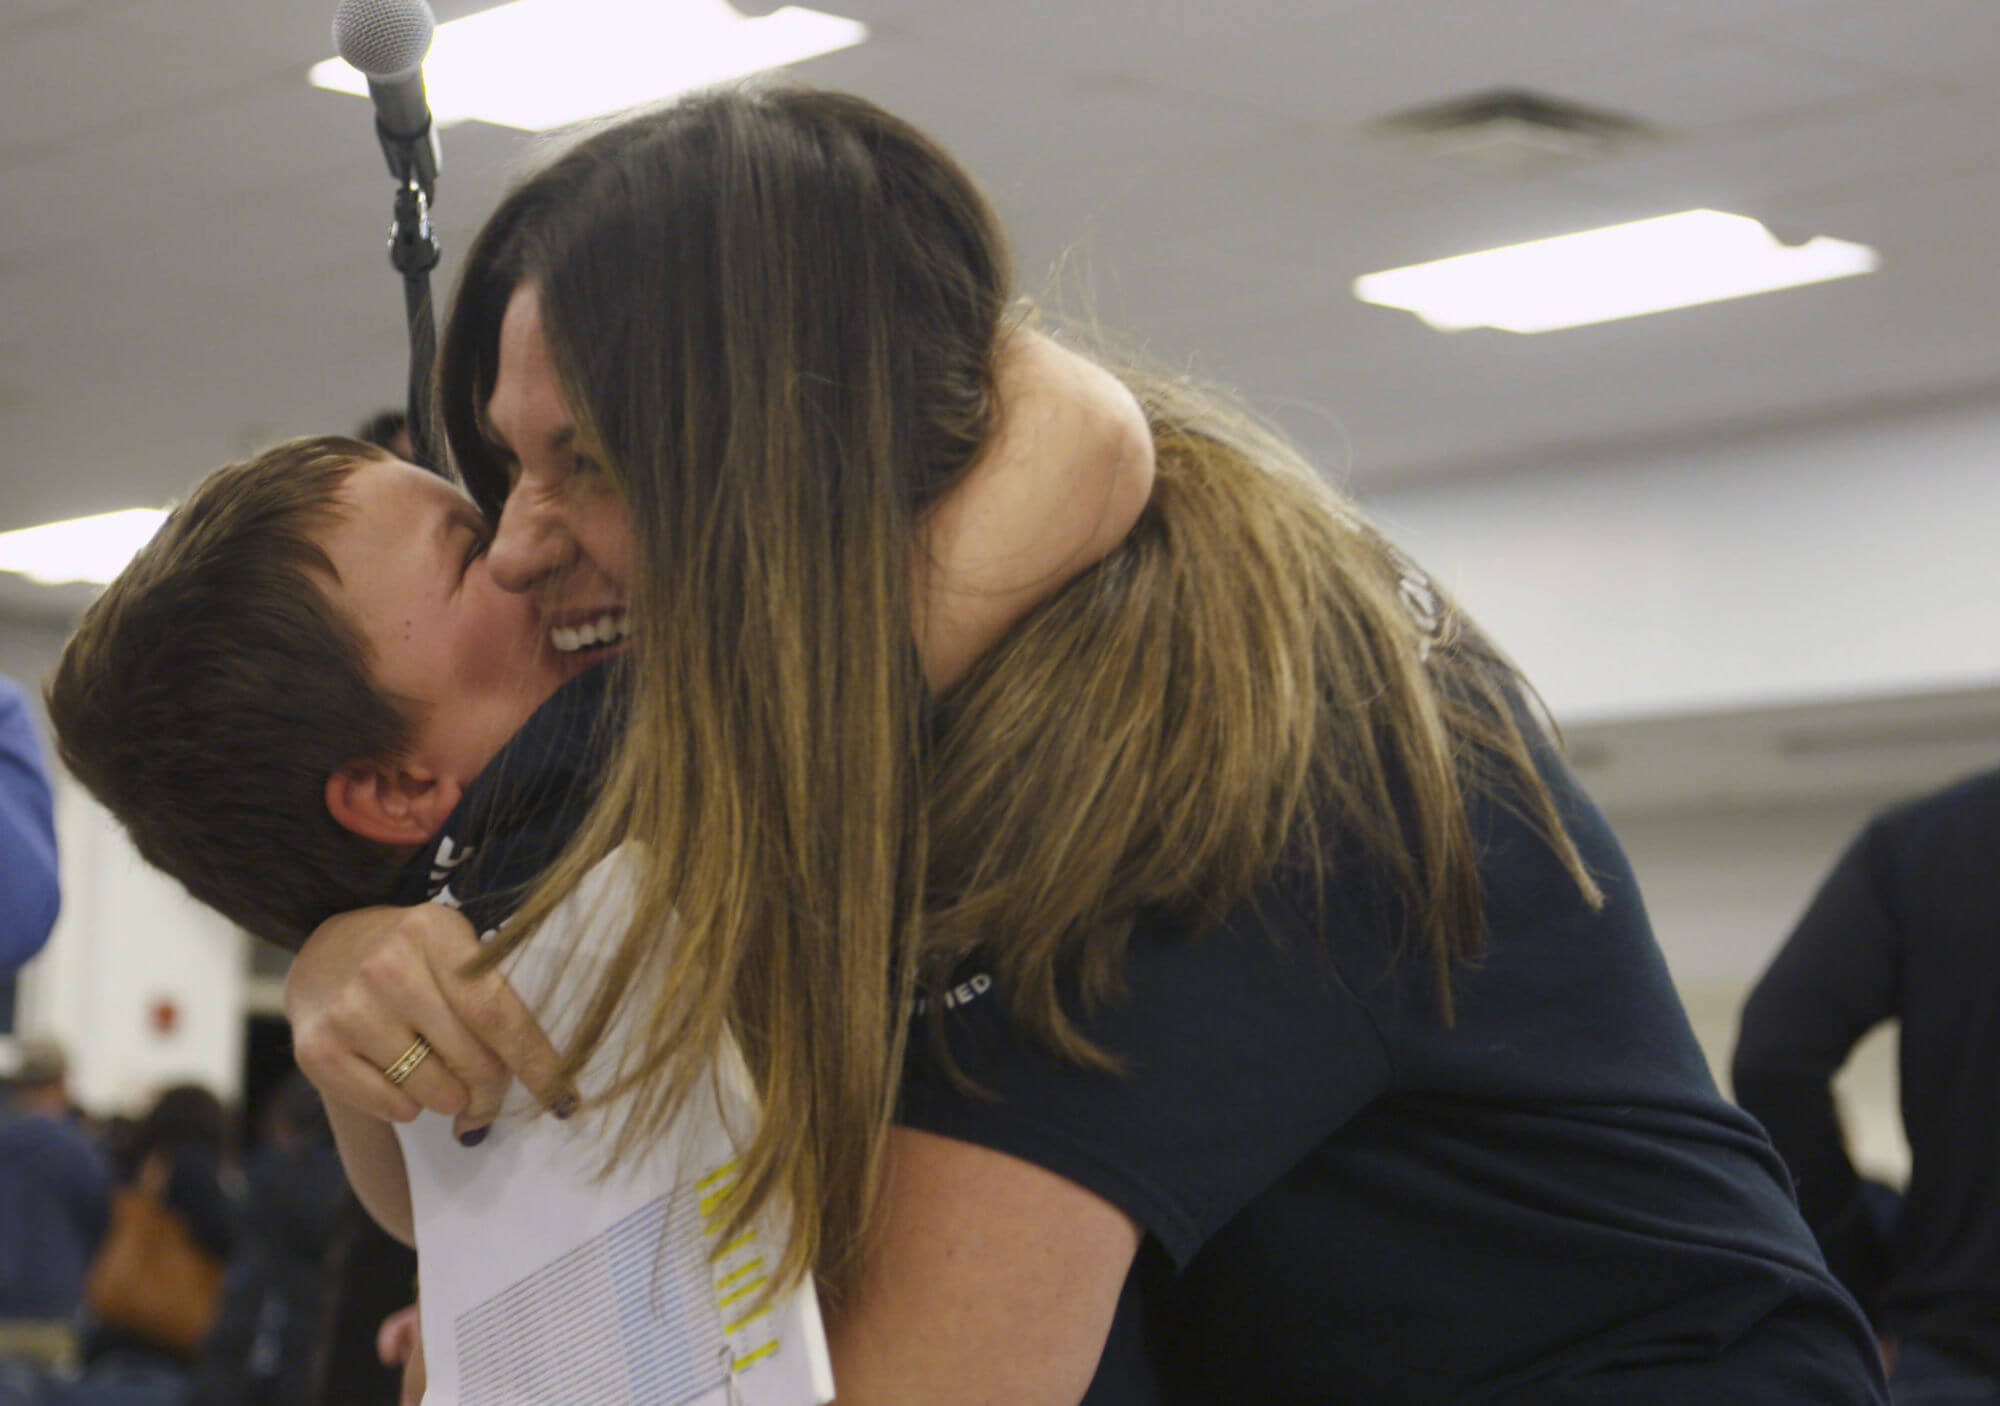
[47,435,416,949]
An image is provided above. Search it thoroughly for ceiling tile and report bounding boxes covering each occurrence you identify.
[0,12,275,160]
[1555,33,1892,130]
[1750,0,2000,81]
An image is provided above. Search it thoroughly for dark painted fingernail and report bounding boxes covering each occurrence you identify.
[551,1093,578,1120]
[458,1126,489,1148]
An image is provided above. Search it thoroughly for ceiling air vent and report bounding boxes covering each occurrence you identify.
[1370,89,1651,172]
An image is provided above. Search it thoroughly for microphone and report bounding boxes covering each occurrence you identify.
[333,0,441,197]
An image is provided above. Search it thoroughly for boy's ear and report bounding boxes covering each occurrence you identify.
[324,759,464,848]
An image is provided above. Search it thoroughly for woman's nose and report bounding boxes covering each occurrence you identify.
[486,488,573,595]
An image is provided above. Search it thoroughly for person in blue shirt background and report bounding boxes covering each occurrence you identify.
[0,675,59,977]
[0,1039,109,1324]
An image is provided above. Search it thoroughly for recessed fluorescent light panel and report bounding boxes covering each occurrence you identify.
[310,0,869,131]
[1353,210,1879,334]
[0,509,167,587]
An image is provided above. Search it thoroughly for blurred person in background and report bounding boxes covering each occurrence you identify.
[0,1040,109,1330]
[77,1084,235,1404]
[0,676,60,974]
[186,1072,366,1406]
[353,410,416,466]
[1736,768,2000,1405]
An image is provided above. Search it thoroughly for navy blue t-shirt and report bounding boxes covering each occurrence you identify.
[401,666,1883,1400]
[899,752,1889,1403]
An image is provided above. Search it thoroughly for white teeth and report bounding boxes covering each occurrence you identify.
[552,612,631,654]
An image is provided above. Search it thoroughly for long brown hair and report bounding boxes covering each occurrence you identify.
[924,373,1598,1053]
[438,85,1597,1299]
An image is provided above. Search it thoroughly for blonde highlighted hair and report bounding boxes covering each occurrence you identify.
[437,84,1598,1301]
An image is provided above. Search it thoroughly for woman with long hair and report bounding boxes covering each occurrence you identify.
[288,85,1887,1401]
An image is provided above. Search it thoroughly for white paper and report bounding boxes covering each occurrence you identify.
[398,849,835,1405]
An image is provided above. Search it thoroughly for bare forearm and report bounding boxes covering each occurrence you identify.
[915,329,1155,694]
[824,1129,1135,1403]
[327,1097,416,1246]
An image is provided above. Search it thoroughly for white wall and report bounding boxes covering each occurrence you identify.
[1366,396,2000,723]
[15,775,247,1116]
[4,615,249,1117]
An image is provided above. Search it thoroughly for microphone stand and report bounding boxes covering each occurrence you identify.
[378,122,443,472]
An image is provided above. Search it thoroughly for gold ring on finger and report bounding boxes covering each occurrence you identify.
[383,1035,433,1088]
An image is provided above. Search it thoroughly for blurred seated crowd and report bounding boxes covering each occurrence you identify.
[0,1038,411,1406]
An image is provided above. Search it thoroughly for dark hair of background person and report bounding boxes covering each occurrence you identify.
[186,1069,409,1406]
[355,407,438,474]
[122,1082,230,1174]
[46,436,414,950]
[86,1082,237,1370]
[353,409,409,456]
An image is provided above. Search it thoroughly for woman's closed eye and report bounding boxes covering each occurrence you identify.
[494,449,597,494]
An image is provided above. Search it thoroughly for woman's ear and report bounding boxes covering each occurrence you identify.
[324,760,465,848]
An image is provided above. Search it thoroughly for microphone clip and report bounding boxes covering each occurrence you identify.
[375,115,441,204]
[388,178,440,277]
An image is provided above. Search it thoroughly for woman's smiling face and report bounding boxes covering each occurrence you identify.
[480,282,635,660]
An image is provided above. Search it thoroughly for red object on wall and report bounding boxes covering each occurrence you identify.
[148,997,179,1036]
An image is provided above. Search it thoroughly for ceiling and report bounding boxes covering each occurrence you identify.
[3,0,1999,810]
[6,0,1999,528]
